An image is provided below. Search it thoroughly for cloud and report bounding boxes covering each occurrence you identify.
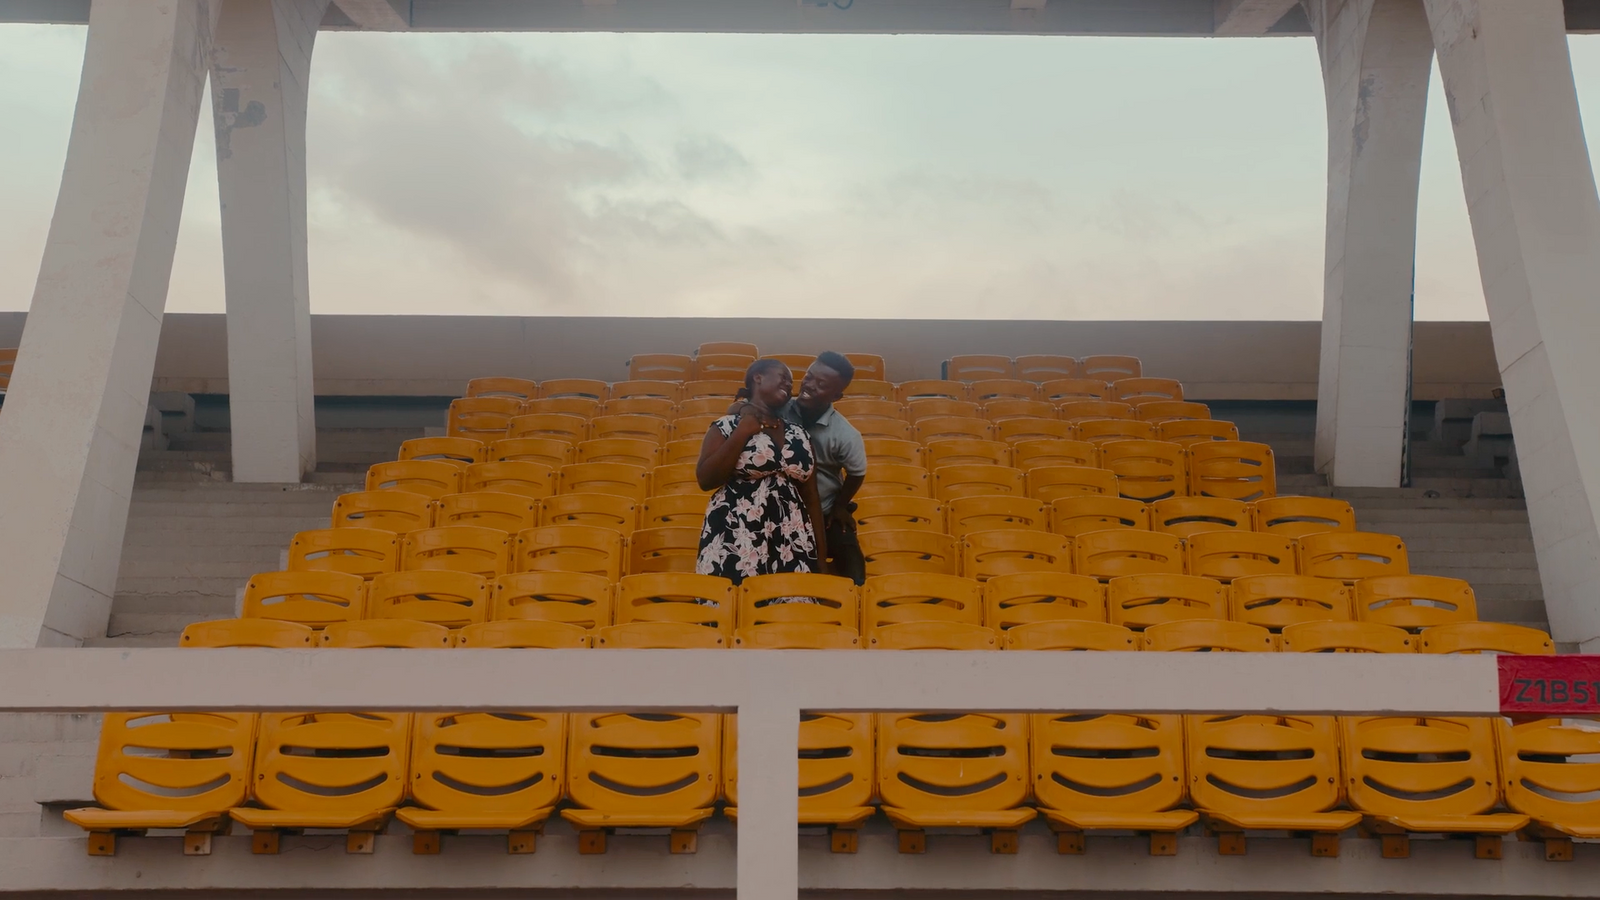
[673,135,752,182]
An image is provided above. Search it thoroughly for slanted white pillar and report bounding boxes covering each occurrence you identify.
[1308,0,1433,487]
[211,0,326,483]
[0,1,214,648]
[1424,0,1600,648]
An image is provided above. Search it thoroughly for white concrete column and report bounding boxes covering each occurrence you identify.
[211,0,326,483]
[0,0,215,648]
[1308,0,1434,487]
[1424,0,1600,648]
[736,696,799,900]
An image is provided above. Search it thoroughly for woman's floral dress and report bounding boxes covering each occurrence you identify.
[695,415,819,584]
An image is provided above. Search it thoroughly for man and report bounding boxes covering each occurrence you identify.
[781,351,868,584]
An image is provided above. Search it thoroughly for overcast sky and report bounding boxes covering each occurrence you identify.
[4,25,1600,320]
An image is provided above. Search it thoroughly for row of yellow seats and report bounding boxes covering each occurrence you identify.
[625,349,888,383]
[332,488,705,535]
[365,459,707,504]
[836,395,1206,425]
[942,352,1142,381]
[859,494,1350,540]
[856,417,1231,448]
[848,452,1277,504]
[66,703,1598,861]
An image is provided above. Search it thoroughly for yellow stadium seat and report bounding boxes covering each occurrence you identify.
[659,437,704,466]
[879,712,1033,851]
[1142,618,1276,652]
[854,495,944,532]
[1026,465,1119,504]
[628,353,696,381]
[932,463,1025,500]
[1040,378,1111,402]
[1498,718,1600,855]
[962,529,1073,581]
[435,491,541,532]
[681,379,744,400]
[1417,621,1553,655]
[1016,355,1083,382]
[1185,715,1360,856]
[602,396,677,418]
[537,378,608,400]
[734,572,860,648]
[863,572,984,641]
[946,355,1015,381]
[627,525,700,574]
[1299,532,1410,582]
[366,459,462,499]
[590,414,670,444]
[844,378,896,400]
[331,490,434,533]
[769,352,816,376]
[924,438,1010,468]
[1105,573,1226,628]
[1080,355,1141,380]
[1109,377,1183,405]
[1074,418,1156,444]
[1187,441,1277,501]
[562,712,720,852]
[601,572,735,648]
[1058,400,1136,422]
[871,620,997,649]
[507,412,589,444]
[455,618,589,649]
[1032,713,1193,855]
[650,463,706,496]
[1148,496,1248,538]
[854,463,931,499]
[697,340,760,358]
[1279,620,1415,653]
[576,438,660,468]
[1250,496,1356,538]
[981,398,1057,421]
[320,618,452,648]
[1155,418,1241,446]
[465,376,538,401]
[1099,439,1187,502]
[972,380,1043,404]
[1012,438,1098,470]
[863,437,923,467]
[693,353,757,381]
[672,414,720,441]
[914,415,994,444]
[447,397,521,439]
[1228,574,1352,630]
[845,353,888,381]
[897,379,970,403]
[1004,619,1138,650]
[523,396,602,418]
[639,493,708,530]
[400,525,510,577]
[1184,530,1297,582]
[834,397,907,420]
[1341,717,1528,857]
[367,570,489,629]
[287,528,398,579]
[240,570,366,626]
[514,524,625,580]
[559,462,651,502]
[859,530,959,576]
[984,572,1105,629]
[179,618,316,648]
[230,712,413,854]
[1136,400,1212,422]
[1050,495,1150,538]
[398,436,486,468]
[723,712,875,842]
[850,415,912,441]
[396,710,566,854]
[611,379,684,402]
[485,437,574,469]
[65,712,257,856]
[995,417,1077,444]
[491,570,613,641]
[946,495,1048,536]
[463,460,556,500]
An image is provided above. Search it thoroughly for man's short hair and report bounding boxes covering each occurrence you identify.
[814,351,856,386]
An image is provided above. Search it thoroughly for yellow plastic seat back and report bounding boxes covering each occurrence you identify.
[1186,715,1348,826]
[515,525,625,579]
[1352,574,1471,628]
[835,398,907,420]
[365,460,462,500]
[1081,355,1142,380]
[565,713,721,825]
[465,377,537,401]
[457,618,589,648]
[854,464,932,500]
[946,495,1048,537]
[982,399,1057,421]
[769,352,815,376]
[463,461,555,501]
[76,712,255,822]
[507,413,589,443]
[681,379,743,400]
[1005,620,1138,651]
[971,378,1043,402]
[524,396,602,418]
[611,379,683,402]
[241,570,367,626]
[1058,400,1136,422]
[367,570,489,630]
[1134,400,1211,422]
[1187,441,1277,501]
[1110,377,1183,405]
[961,529,1073,581]
[331,490,434,533]
[897,380,969,403]
[693,352,757,381]
[538,378,609,401]
[1100,440,1188,502]
[859,529,958,576]
[925,439,1011,469]
[435,491,540,532]
[1019,357,1084,383]
[1418,622,1553,655]
[1040,378,1109,402]
[850,415,911,441]
[1075,530,1185,580]
[628,525,700,574]
[854,495,944,533]
[1012,438,1098,470]
[246,712,411,819]
[590,414,671,444]
[1149,497,1249,538]
[649,463,706,497]
[845,377,895,399]
[1341,717,1507,824]
[915,416,995,444]
[639,493,708,530]
[400,525,510,578]
[577,438,660,469]
[862,438,923,467]
[1073,418,1155,444]
[627,353,695,381]
[946,355,1015,381]
[1300,532,1410,581]
[932,464,1025,501]
[1229,574,1351,630]
[672,397,727,418]
[996,418,1077,444]
[399,437,485,468]
[491,571,613,631]
[287,528,399,580]
[1027,465,1119,504]
[906,399,980,421]
[863,572,983,633]
[407,712,565,823]
[1106,573,1226,629]
[984,572,1105,629]
[1185,530,1297,582]
[1142,619,1276,652]
[541,492,637,534]
[603,396,677,418]
[844,353,887,381]
[559,462,651,503]
[447,397,521,439]
[181,618,315,648]
[1032,714,1187,822]
[1050,495,1149,538]
[320,619,453,648]
[1155,419,1240,446]
[602,572,734,647]
[738,573,859,630]
[877,713,1031,827]
[1498,718,1600,837]
[485,437,574,469]
[658,437,704,467]
[1279,620,1415,653]
[1250,496,1356,538]
[723,712,874,822]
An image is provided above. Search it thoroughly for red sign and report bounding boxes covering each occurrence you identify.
[1499,655,1600,714]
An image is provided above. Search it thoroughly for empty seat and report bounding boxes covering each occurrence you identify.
[400,525,510,578]
[723,712,875,839]
[1012,439,1098,470]
[230,712,413,854]
[1004,619,1138,651]
[287,528,398,579]
[1032,713,1193,855]
[1109,377,1183,405]
[859,530,959,576]
[558,463,651,502]
[1299,532,1409,582]
[878,712,1033,850]
[590,414,670,444]
[368,570,490,630]
[1184,530,1297,582]
[1142,619,1276,652]
[455,617,589,649]
[971,379,1043,403]
[1105,573,1226,628]
[627,525,700,574]
[320,618,452,649]
[366,460,462,500]
[523,396,602,418]
[180,618,317,649]
[1099,440,1187,502]
[1187,441,1276,501]
[897,380,969,403]
[463,460,556,500]
[1498,718,1600,853]
[1250,496,1356,538]
[241,570,366,626]
[697,340,760,357]
[538,378,608,400]
[447,397,521,439]
[844,378,896,400]
[1148,497,1248,538]
[834,397,907,420]
[1058,400,1136,422]
[1278,620,1415,653]
[694,353,757,381]
[1050,496,1150,538]
[436,491,541,532]
[659,437,704,466]
[603,396,678,418]
[577,438,660,468]
[854,463,931,499]
[398,437,485,468]
[981,398,1057,422]
[844,353,887,381]
[914,416,994,444]
[851,415,913,441]
[932,464,1025,501]
[995,418,1077,444]
[1074,419,1156,444]
[924,438,1010,469]
[1016,355,1082,382]
[984,572,1106,630]
[540,492,638,535]
[611,379,683,401]
[1341,717,1528,857]
[1155,419,1241,446]
[768,352,816,376]
[602,573,735,648]
[1026,465,1119,504]
[681,380,744,400]
[1134,400,1211,423]
[945,495,1048,536]
[735,572,860,649]
[562,713,720,852]
[1080,355,1141,380]
[485,437,574,469]
[514,525,625,580]
[670,414,720,443]
[397,710,566,854]
[639,493,709,530]
[1418,622,1553,655]
[1186,715,1359,855]
[863,437,924,467]
[1228,574,1352,631]
[862,572,985,646]
[962,529,1073,581]
[650,463,705,496]
[1040,378,1111,402]
[465,377,538,401]
[491,570,613,645]
[946,355,1016,381]
[854,495,944,533]
[331,490,434,533]
[508,412,589,444]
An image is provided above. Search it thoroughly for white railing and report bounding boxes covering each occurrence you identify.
[0,648,1504,900]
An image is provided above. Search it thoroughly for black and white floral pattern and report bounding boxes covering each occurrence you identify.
[695,415,819,584]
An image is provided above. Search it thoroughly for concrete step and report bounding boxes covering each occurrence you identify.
[121,530,303,548]
[117,544,286,563]
[85,633,183,648]
[110,593,240,616]
[131,484,350,501]
[114,576,253,596]
[1390,537,1536,553]
[105,613,220,639]
[123,516,329,533]
[1352,507,1528,521]
[1413,566,1542,585]
[128,501,338,518]
[118,558,271,579]
[1408,550,1539,570]
[1474,583,1546,602]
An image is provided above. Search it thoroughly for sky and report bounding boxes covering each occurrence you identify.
[4,25,1600,321]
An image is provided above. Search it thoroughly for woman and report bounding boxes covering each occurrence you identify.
[694,358,827,583]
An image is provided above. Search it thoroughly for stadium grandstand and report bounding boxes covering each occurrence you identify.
[5,1,1600,899]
